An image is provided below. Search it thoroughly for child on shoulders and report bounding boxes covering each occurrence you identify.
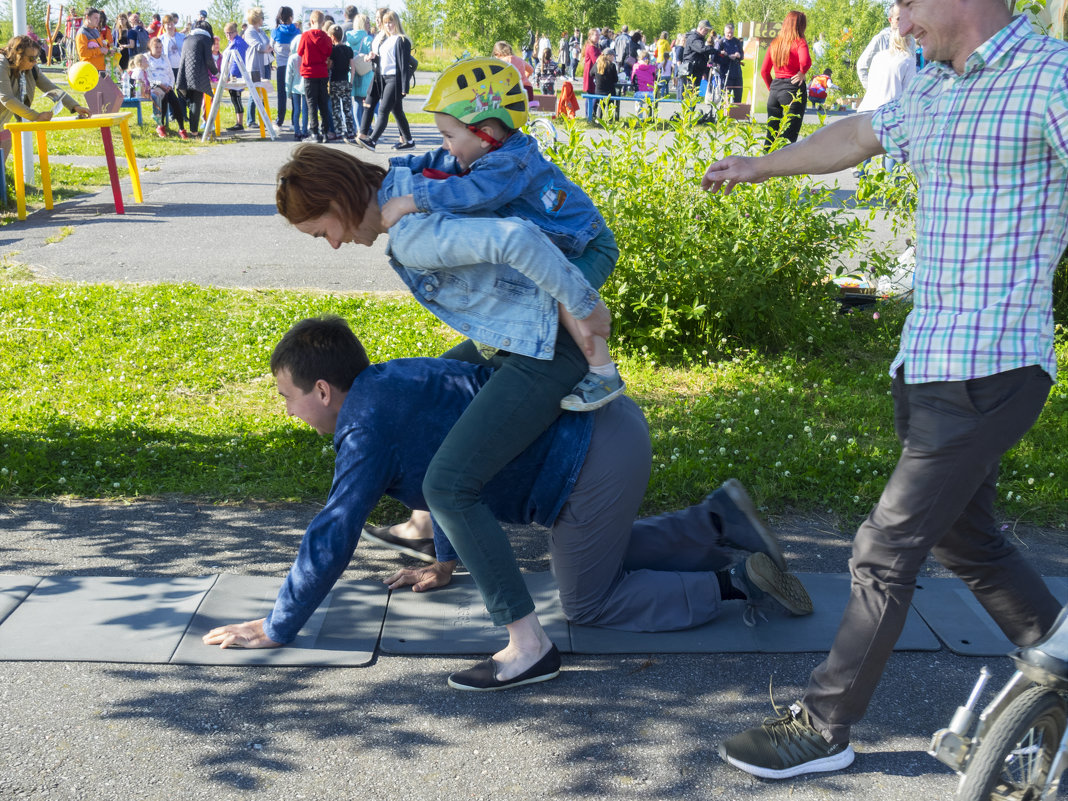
[381,57,624,412]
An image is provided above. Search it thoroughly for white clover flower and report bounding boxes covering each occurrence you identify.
[1028,478,1035,485]
[58,477,66,484]
[829,434,837,442]
[113,482,120,488]
[95,460,102,468]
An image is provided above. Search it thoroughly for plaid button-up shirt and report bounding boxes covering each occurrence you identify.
[872,15,1068,383]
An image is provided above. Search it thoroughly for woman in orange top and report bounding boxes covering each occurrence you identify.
[75,8,110,72]
[759,10,810,150]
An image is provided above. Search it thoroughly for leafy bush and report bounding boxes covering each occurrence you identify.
[544,103,871,361]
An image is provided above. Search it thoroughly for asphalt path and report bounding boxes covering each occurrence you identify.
[0,122,1049,801]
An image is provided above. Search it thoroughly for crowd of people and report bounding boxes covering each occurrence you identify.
[519,22,747,105]
[22,5,416,146]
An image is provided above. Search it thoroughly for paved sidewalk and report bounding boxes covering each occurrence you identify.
[0,124,1041,801]
[6,498,1066,801]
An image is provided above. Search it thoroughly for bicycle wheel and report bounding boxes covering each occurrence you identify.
[957,686,1067,801]
[528,118,557,150]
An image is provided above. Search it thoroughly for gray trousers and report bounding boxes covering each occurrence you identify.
[550,397,740,632]
[804,365,1061,745]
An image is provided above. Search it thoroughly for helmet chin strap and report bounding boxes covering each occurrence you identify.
[467,124,504,150]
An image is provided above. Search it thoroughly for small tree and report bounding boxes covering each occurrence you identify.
[208,0,245,31]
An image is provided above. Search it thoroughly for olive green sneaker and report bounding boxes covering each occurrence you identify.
[719,701,856,779]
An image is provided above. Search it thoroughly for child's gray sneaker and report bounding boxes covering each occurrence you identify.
[729,552,813,626]
[560,372,625,412]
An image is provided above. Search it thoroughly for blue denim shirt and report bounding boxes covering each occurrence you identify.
[381,167,600,360]
[262,357,593,644]
[390,132,606,257]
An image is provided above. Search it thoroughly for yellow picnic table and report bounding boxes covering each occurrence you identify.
[4,111,143,221]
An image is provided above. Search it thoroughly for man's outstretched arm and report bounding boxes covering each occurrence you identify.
[701,113,885,195]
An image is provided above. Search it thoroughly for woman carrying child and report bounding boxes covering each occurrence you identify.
[273,60,625,689]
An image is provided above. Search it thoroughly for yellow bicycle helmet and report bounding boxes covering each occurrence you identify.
[423,57,529,131]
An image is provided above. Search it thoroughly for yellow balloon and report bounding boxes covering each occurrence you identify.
[67,61,99,93]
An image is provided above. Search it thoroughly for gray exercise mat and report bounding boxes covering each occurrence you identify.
[0,574,42,627]
[911,576,1068,657]
[380,571,572,654]
[0,575,216,663]
[570,573,941,654]
[171,573,387,666]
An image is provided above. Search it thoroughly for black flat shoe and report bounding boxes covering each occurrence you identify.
[361,525,436,562]
[447,644,561,691]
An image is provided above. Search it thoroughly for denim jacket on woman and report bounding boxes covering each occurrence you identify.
[390,132,606,257]
[381,166,600,360]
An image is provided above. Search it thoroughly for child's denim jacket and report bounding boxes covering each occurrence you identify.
[381,166,599,361]
[390,132,605,258]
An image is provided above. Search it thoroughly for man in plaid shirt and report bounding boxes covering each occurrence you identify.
[702,0,1068,780]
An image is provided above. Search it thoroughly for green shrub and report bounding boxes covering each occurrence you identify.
[544,104,871,361]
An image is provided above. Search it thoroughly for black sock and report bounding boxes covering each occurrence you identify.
[718,569,746,600]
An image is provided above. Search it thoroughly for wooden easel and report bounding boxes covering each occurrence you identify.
[43,4,63,66]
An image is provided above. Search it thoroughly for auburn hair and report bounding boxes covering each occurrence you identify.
[276,143,386,226]
[769,10,807,68]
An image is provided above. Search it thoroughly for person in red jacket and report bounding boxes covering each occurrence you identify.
[297,9,332,142]
[760,10,811,150]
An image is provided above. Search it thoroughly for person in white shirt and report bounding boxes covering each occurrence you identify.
[855,5,898,89]
[158,13,185,82]
[856,30,916,172]
[146,35,189,138]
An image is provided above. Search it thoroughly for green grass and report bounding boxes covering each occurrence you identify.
[1,278,1065,528]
